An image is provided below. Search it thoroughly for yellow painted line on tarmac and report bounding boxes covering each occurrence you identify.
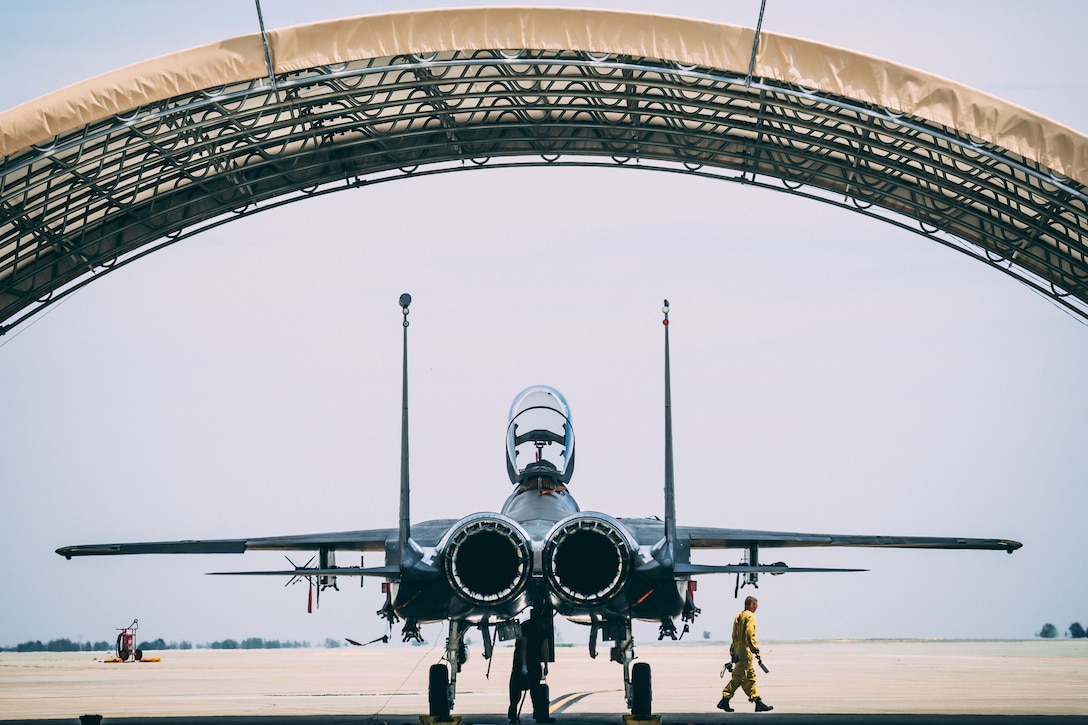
[550,691,607,713]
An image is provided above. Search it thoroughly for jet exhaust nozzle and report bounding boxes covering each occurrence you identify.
[441,514,532,607]
[543,513,634,608]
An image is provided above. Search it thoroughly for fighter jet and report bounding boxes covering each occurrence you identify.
[57,295,1021,720]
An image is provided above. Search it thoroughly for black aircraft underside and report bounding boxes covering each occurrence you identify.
[56,296,1021,720]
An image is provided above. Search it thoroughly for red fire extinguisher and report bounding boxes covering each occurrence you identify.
[115,619,142,662]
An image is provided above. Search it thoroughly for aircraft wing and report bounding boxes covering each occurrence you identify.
[679,526,1022,553]
[55,519,461,559]
[206,566,402,577]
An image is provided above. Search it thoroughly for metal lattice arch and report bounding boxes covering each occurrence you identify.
[2,7,1087,332]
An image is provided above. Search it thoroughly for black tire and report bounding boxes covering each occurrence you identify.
[119,648,131,662]
[631,661,652,717]
[428,663,451,718]
[134,649,143,661]
[115,633,124,659]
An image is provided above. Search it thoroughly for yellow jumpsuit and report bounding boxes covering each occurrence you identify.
[721,609,760,702]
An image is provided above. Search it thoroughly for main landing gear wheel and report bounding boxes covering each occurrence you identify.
[631,661,652,717]
[428,663,451,718]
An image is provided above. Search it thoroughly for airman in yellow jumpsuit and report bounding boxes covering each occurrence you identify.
[717,596,774,713]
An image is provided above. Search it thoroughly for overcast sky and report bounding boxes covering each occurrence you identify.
[1,0,1086,652]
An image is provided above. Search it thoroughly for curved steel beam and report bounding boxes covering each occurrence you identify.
[1,8,1086,332]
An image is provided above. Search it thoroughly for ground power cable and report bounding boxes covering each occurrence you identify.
[371,620,446,720]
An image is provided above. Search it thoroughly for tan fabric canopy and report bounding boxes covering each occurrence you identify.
[1,6,1084,184]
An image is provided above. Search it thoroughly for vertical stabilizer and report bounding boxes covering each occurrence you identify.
[398,293,412,559]
[662,300,677,548]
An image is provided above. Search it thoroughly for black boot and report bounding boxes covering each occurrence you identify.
[716,696,733,712]
[754,698,774,712]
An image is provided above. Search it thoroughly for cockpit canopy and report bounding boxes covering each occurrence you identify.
[506,385,575,485]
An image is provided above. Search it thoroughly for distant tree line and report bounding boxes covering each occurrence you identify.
[1,637,322,652]
[1,639,113,653]
[1036,622,1086,638]
[205,638,314,649]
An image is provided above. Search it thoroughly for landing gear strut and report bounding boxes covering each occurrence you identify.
[605,617,653,718]
[428,619,467,719]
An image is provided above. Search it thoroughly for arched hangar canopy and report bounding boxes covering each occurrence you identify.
[1,6,1086,331]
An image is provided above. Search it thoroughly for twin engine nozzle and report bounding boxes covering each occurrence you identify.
[542,512,635,608]
[441,514,533,608]
[440,512,636,612]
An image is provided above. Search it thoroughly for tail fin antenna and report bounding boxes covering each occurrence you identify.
[398,293,412,558]
[663,300,677,547]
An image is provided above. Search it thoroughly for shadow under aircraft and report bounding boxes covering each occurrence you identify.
[57,295,1021,720]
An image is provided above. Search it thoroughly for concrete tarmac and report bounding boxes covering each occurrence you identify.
[2,641,1086,725]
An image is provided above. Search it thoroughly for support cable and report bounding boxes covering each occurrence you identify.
[254,0,279,92]
[746,0,768,88]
